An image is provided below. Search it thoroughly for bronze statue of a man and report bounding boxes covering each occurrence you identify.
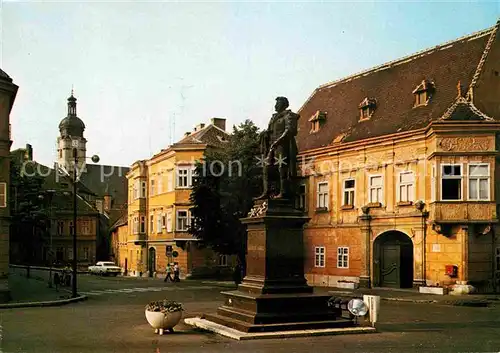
[256,96,299,200]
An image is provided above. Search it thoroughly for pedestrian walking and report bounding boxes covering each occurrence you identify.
[173,263,180,282]
[53,272,60,292]
[164,263,173,282]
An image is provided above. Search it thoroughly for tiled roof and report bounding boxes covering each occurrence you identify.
[110,212,127,232]
[440,97,494,121]
[297,24,498,152]
[173,124,229,149]
[79,164,129,207]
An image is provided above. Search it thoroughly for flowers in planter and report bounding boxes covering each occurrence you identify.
[145,300,184,313]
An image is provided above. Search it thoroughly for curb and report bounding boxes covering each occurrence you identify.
[328,292,493,307]
[0,295,88,309]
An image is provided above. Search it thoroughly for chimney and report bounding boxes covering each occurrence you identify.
[184,132,191,138]
[25,144,33,160]
[194,123,205,132]
[103,195,112,212]
[211,118,226,131]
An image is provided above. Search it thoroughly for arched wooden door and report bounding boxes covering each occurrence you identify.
[374,231,413,288]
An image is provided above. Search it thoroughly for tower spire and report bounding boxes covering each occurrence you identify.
[67,87,77,116]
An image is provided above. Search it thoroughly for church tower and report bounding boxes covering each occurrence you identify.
[57,91,87,174]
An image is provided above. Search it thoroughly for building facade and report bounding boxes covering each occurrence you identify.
[297,22,500,292]
[123,118,231,277]
[0,69,18,302]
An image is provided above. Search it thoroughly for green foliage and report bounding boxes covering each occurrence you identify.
[189,120,262,262]
[145,300,183,313]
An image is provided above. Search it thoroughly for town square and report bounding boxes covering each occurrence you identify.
[0,2,500,352]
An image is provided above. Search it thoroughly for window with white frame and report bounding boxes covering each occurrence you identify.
[369,175,383,203]
[0,182,6,208]
[156,213,162,233]
[314,246,325,267]
[150,214,154,233]
[134,180,139,199]
[343,179,355,206]
[140,181,147,198]
[83,247,89,260]
[140,216,145,233]
[398,171,415,202]
[176,210,190,231]
[167,172,173,191]
[441,164,462,200]
[81,221,90,235]
[337,247,349,268]
[150,179,155,196]
[468,164,490,201]
[158,175,163,194]
[176,167,192,188]
[317,182,329,209]
[166,211,172,232]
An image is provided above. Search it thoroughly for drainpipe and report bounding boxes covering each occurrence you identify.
[415,201,428,286]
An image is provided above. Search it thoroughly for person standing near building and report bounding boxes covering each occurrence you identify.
[164,263,173,282]
[173,263,180,282]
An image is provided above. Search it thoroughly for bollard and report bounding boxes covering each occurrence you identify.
[363,295,380,327]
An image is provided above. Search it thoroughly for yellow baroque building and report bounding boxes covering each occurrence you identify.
[296,23,500,292]
[122,118,231,278]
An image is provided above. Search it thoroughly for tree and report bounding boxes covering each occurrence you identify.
[9,158,47,265]
[189,120,262,270]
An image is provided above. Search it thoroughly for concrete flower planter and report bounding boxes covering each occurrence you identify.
[336,282,359,290]
[145,310,182,335]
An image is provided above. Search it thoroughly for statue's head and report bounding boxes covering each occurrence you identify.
[275,96,289,112]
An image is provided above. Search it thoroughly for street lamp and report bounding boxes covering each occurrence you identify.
[71,143,99,298]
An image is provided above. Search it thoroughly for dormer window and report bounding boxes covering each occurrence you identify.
[413,80,434,107]
[359,98,376,121]
[309,111,326,133]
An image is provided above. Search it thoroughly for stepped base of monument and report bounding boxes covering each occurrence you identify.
[202,289,353,333]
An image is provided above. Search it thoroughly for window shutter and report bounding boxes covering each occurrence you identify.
[166,212,172,232]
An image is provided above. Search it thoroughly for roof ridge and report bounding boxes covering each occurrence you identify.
[298,24,495,115]
[467,19,500,101]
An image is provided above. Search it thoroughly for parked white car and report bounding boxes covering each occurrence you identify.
[88,261,122,276]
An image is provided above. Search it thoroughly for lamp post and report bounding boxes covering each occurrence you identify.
[71,143,99,298]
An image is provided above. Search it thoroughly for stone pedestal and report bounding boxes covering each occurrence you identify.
[205,199,352,333]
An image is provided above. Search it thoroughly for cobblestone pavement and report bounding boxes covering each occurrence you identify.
[1,276,500,353]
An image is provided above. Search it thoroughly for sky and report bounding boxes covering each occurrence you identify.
[1,1,498,167]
